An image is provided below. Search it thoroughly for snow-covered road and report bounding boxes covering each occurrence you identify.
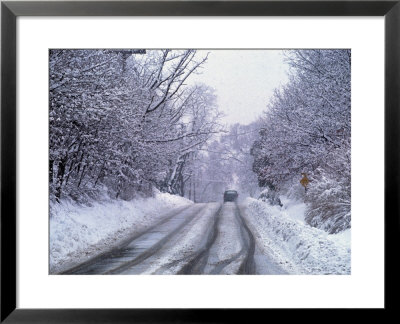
[62,202,286,275]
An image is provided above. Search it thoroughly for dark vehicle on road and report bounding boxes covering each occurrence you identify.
[223,190,238,202]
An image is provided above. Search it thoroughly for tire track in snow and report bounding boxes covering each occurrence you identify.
[177,206,222,274]
[151,204,220,274]
[208,204,255,275]
[62,204,198,275]
[105,204,210,274]
[207,203,246,274]
[209,249,243,274]
[178,203,255,275]
[236,205,256,274]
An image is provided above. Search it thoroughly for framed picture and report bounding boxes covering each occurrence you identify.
[1,0,398,322]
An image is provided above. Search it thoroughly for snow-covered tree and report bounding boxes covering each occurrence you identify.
[252,50,351,233]
[49,49,221,202]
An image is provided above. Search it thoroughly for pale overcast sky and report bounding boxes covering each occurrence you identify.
[189,50,290,126]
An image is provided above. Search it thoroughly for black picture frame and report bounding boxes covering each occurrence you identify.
[1,0,399,322]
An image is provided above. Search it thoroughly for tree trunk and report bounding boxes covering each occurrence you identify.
[55,158,67,202]
[77,165,86,188]
[193,171,196,203]
[94,160,106,187]
[188,175,192,200]
[64,161,75,185]
[49,159,54,184]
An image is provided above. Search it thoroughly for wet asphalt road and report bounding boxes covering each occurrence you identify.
[62,202,287,275]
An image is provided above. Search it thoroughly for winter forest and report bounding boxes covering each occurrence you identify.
[50,49,351,274]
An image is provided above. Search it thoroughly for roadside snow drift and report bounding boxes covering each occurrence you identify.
[243,198,351,275]
[49,191,192,273]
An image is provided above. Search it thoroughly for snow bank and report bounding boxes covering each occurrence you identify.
[50,191,192,273]
[243,198,351,275]
[280,195,307,224]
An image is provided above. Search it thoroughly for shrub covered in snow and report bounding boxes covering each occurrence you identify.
[305,168,351,234]
[258,188,283,207]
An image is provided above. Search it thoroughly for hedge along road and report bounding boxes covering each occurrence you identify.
[62,202,287,275]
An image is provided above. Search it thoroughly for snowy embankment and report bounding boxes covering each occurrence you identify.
[243,197,351,275]
[50,191,192,274]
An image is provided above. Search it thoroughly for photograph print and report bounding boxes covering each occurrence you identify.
[49,49,351,275]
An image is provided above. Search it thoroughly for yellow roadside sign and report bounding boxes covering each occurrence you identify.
[300,173,309,188]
